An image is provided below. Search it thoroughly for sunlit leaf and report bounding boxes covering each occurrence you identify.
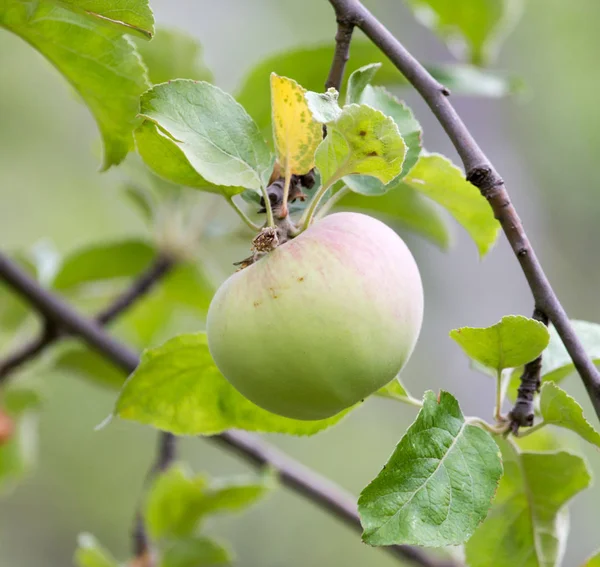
[74,533,118,567]
[339,184,450,249]
[344,85,422,194]
[114,333,350,436]
[582,551,600,567]
[139,80,274,191]
[465,438,590,567]
[161,537,232,567]
[451,315,549,372]
[401,154,499,256]
[538,382,600,449]
[134,121,244,196]
[314,104,405,186]
[271,74,322,179]
[304,88,342,123]
[359,391,502,546]
[405,0,522,65]
[0,0,149,169]
[135,27,213,84]
[57,0,154,38]
[376,377,419,406]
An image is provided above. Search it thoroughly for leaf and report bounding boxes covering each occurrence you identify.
[57,0,154,39]
[304,89,342,123]
[582,551,600,567]
[3,388,42,414]
[114,333,349,436]
[315,104,406,186]
[139,80,274,191]
[74,533,118,567]
[236,42,520,132]
[539,382,600,449]
[146,464,209,539]
[135,27,213,84]
[400,154,500,256]
[161,537,232,567]
[52,240,155,290]
[270,74,322,178]
[450,315,550,372]
[346,63,382,105]
[344,85,422,194]
[146,464,272,540]
[134,121,243,196]
[376,377,413,401]
[339,184,451,249]
[405,0,521,65]
[122,184,155,224]
[465,439,591,567]
[358,390,502,547]
[0,0,149,169]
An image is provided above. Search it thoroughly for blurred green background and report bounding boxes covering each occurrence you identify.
[1,0,599,565]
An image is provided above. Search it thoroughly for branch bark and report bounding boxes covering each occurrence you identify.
[325,17,354,91]
[0,249,459,567]
[325,0,600,422]
[0,254,174,383]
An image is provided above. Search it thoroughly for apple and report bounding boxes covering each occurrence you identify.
[206,212,424,420]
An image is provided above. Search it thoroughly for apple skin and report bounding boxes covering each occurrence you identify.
[206,212,424,420]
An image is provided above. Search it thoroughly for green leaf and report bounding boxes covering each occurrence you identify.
[135,27,213,84]
[114,333,349,436]
[376,377,421,407]
[539,382,600,449]
[74,533,118,567]
[236,43,520,132]
[315,104,406,186]
[122,184,156,224]
[450,315,550,372]
[338,184,451,249]
[146,464,272,540]
[0,0,149,169]
[134,121,244,196]
[57,0,154,39]
[3,388,42,414]
[304,89,342,123]
[346,63,382,105]
[161,537,232,567]
[400,154,500,256]
[146,464,209,539]
[139,80,274,191]
[344,86,422,194]
[582,551,600,567]
[405,0,521,65]
[358,390,502,547]
[52,240,155,290]
[465,439,591,567]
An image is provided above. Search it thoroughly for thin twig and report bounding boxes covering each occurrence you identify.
[326,17,355,91]
[0,253,174,382]
[508,308,549,433]
[326,0,600,422]
[0,251,459,567]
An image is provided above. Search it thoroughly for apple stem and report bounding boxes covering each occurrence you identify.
[314,185,350,220]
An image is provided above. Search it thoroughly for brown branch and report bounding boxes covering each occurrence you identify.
[325,17,354,91]
[0,253,174,383]
[509,308,550,433]
[0,250,459,567]
[326,0,600,422]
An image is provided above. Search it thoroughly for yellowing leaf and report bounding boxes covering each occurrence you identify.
[270,74,322,178]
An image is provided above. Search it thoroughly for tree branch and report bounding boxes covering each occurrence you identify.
[0,250,459,567]
[0,253,174,382]
[326,0,600,422]
[326,17,354,91]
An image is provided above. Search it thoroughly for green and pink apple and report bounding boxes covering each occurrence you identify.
[207,212,423,420]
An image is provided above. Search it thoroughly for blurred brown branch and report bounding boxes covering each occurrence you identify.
[325,0,600,422]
